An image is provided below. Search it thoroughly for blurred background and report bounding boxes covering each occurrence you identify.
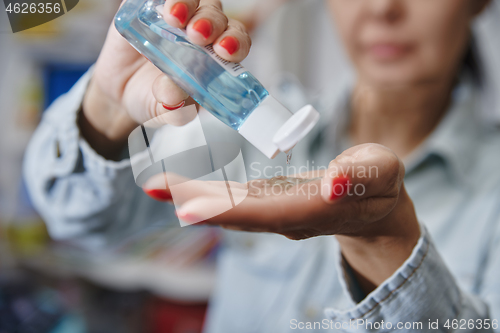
[0,1,255,332]
[0,0,499,332]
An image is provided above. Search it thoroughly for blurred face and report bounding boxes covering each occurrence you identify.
[328,0,488,87]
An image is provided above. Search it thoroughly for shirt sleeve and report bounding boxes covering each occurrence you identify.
[325,224,497,332]
[23,68,176,249]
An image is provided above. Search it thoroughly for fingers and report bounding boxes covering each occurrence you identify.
[177,197,235,225]
[198,144,405,233]
[163,0,202,27]
[163,0,251,62]
[164,0,227,45]
[150,143,406,238]
[177,196,293,230]
[179,177,320,224]
[186,1,228,46]
[213,19,252,63]
[177,195,279,230]
[143,172,248,206]
[320,143,405,220]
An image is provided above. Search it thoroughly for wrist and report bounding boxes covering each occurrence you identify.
[80,79,137,160]
[335,185,421,293]
[82,79,137,142]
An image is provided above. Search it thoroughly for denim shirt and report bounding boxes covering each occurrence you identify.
[24,69,500,332]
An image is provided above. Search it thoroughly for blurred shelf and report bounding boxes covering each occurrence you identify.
[20,248,216,303]
[14,226,221,303]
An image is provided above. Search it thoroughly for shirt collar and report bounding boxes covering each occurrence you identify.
[404,75,482,186]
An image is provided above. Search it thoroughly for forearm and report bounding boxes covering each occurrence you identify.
[80,78,138,160]
[24,70,132,239]
[335,185,421,294]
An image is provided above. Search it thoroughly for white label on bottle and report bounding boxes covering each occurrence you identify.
[204,45,247,77]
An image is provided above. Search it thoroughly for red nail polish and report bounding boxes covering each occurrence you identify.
[219,36,239,55]
[176,211,201,223]
[192,19,212,39]
[330,176,350,200]
[144,189,172,201]
[162,100,185,111]
[170,3,188,25]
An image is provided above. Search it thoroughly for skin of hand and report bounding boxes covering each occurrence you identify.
[144,143,421,293]
[80,0,251,159]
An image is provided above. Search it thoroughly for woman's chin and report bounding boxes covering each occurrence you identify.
[360,68,427,89]
[355,56,425,84]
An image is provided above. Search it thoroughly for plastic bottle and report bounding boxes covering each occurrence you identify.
[115,0,319,159]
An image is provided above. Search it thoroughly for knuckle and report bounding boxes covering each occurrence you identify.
[197,3,222,15]
[237,32,252,50]
[199,0,222,9]
[357,199,370,220]
[386,153,400,174]
[197,5,228,28]
[229,19,247,33]
[388,154,402,181]
[327,160,338,173]
[284,233,303,241]
[149,99,162,120]
[384,157,402,195]
[211,0,223,10]
[284,230,317,240]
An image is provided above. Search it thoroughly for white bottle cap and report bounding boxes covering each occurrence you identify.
[238,95,320,159]
[273,105,320,152]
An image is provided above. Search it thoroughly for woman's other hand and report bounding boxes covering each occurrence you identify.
[144,143,420,293]
[80,0,251,159]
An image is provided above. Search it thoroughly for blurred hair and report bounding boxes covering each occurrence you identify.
[463,39,481,84]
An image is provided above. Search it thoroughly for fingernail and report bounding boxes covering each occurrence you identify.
[170,2,188,25]
[330,176,350,200]
[162,100,185,111]
[144,189,172,201]
[192,19,212,39]
[219,36,239,55]
[176,210,201,223]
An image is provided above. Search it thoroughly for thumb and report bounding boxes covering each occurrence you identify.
[321,143,405,204]
[122,62,196,126]
[149,74,197,127]
[152,74,190,110]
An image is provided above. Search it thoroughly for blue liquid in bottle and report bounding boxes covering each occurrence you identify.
[115,0,320,159]
[115,0,269,130]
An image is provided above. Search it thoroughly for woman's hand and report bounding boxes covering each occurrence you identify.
[145,143,421,293]
[80,0,251,158]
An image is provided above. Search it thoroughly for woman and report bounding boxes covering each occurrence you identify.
[24,0,500,331]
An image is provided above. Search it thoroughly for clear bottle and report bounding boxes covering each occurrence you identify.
[115,0,319,159]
